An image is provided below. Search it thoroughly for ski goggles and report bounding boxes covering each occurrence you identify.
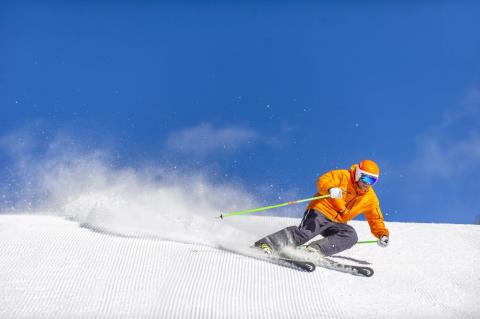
[359,173,378,186]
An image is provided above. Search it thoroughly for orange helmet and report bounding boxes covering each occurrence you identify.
[355,159,380,185]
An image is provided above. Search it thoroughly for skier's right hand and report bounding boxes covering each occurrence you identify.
[378,235,389,248]
[329,187,343,199]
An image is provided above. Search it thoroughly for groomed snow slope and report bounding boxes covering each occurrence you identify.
[1,214,479,319]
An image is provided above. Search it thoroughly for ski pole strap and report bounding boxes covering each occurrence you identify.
[219,194,331,219]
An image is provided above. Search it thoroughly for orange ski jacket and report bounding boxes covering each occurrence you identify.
[307,165,389,238]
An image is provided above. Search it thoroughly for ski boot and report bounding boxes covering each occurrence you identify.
[255,242,274,255]
[295,244,325,263]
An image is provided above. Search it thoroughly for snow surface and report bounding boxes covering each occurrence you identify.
[1,213,479,319]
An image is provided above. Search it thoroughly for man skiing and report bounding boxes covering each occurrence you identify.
[254,159,389,259]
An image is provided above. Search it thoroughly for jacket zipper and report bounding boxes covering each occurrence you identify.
[345,187,360,211]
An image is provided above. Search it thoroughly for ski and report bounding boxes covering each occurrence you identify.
[315,257,374,277]
[220,245,370,275]
[217,246,316,272]
[280,249,374,277]
[271,256,316,272]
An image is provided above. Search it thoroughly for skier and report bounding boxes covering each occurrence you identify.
[254,159,390,259]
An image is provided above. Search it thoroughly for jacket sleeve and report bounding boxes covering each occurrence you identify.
[316,170,347,212]
[364,205,389,238]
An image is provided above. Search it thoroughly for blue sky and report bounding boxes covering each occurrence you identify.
[1,1,480,224]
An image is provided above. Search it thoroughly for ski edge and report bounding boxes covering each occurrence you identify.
[280,249,375,277]
[276,257,316,272]
[316,257,374,277]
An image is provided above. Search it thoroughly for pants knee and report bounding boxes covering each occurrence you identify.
[346,231,358,248]
[322,229,358,256]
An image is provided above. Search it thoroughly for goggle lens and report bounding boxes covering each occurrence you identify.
[360,174,378,186]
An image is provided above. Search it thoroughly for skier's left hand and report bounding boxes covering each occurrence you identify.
[378,235,389,248]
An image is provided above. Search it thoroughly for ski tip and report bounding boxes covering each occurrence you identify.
[357,267,374,277]
[364,268,374,277]
[303,262,316,272]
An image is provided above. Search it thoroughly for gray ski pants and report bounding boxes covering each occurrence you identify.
[254,209,358,256]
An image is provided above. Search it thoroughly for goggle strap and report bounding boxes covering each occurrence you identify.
[357,168,379,178]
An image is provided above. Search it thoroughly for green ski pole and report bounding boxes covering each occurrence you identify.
[356,240,377,244]
[219,194,331,219]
